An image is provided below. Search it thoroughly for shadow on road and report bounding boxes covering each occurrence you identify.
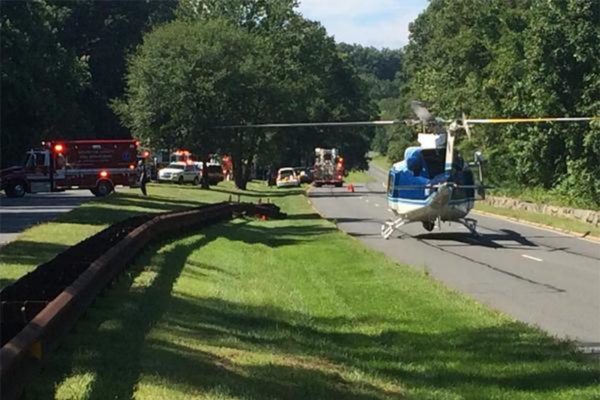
[415,228,537,249]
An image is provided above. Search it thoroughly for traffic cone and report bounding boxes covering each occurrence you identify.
[347,183,355,193]
[260,214,268,221]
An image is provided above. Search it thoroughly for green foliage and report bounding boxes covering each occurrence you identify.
[389,0,600,208]
[1,0,90,165]
[117,2,377,187]
[114,19,269,149]
[0,0,177,166]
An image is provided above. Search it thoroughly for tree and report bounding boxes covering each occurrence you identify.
[0,0,177,167]
[1,0,89,166]
[54,0,177,138]
[118,1,378,189]
[114,19,277,189]
[389,0,599,207]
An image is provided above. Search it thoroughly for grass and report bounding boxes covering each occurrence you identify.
[345,170,376,184]
[370,153,392,171]
[14,183,599,399]
[475,202,600,239]
[0,181,282,288]
[491,187,600,212]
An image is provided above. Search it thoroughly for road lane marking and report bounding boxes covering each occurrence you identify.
[365,199,370,203]
[374,203,380,207]
[522,254,543,262]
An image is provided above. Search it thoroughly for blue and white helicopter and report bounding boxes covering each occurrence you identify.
[381,101,485,239]
[219,103,597,239]
[380,101,597,239]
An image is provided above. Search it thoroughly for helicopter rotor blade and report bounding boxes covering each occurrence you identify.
[462,112,472,139]
[410,100,434,122]
[216,120,402,129]
[465,116,598,124]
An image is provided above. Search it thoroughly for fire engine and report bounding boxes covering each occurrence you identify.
[313,148,345,187]
[0,140,140,197]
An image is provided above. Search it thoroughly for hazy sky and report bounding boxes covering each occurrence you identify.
[296,0,429,49]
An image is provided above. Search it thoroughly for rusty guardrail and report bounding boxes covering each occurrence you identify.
[0,201,283,400]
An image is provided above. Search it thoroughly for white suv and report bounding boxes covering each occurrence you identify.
[158,162,200,185]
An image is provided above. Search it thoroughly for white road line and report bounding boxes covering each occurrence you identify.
[522,254,543,262]
[374,203,380,207]
[382,182,386,189]
[365,199,370,203]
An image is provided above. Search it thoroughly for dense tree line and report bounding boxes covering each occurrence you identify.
[116,0,377,189]
[2,0,377,190]
[1,0,177,166]
[380,0,599,207]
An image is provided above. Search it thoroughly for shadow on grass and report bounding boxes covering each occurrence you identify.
[57,195,206,226]
[27,215,599,400]
[0,240,69,267]
[209,185,305,199]
[285,212,323,220]
[0,240,70,288]
[212,219,336,247]
[157,296,598,395]
[28,234,218,400]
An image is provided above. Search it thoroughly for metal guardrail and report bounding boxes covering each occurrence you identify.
[0,201,283,400]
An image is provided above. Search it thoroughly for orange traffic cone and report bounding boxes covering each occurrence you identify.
[347,183,355,193]
[260,214,268,221]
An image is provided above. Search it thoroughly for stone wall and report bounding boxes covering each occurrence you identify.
[483,196,600,227]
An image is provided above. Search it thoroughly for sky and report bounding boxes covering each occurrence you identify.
[296,0,429,49]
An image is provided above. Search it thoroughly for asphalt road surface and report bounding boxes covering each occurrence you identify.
[0,191,93,246]
[309,166,600,351]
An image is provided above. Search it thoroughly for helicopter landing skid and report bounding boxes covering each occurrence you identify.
[459,218,480,237]
[381,218,408,240]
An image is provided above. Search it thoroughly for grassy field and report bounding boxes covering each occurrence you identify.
[345,170,376,184]
[490,187,600,212]
[475,203,600,239]
[10,183,597,399]
[370,153,392,171]
[0,182,278,288]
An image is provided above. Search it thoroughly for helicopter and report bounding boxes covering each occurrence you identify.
[218,103,598,239]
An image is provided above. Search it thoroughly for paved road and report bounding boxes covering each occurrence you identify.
[309,166,600,351]
[0,191,93,246]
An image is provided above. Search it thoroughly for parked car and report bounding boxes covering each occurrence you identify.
[158,162,200,184]
[276,167,300,188]
[194,162,224,185]
[295,167,314,184]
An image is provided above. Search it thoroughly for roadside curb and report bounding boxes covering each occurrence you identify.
[472,209,600,244]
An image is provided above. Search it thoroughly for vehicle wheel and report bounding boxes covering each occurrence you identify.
[6,181,26,198]
[335,182,343,188]
[193,176,199,185]
[94,180,113,197]
[422,221,435,232]
[178,176,184,185]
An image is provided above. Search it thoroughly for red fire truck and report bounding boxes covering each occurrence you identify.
[0,140,140,197]
[313,147,345,187]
